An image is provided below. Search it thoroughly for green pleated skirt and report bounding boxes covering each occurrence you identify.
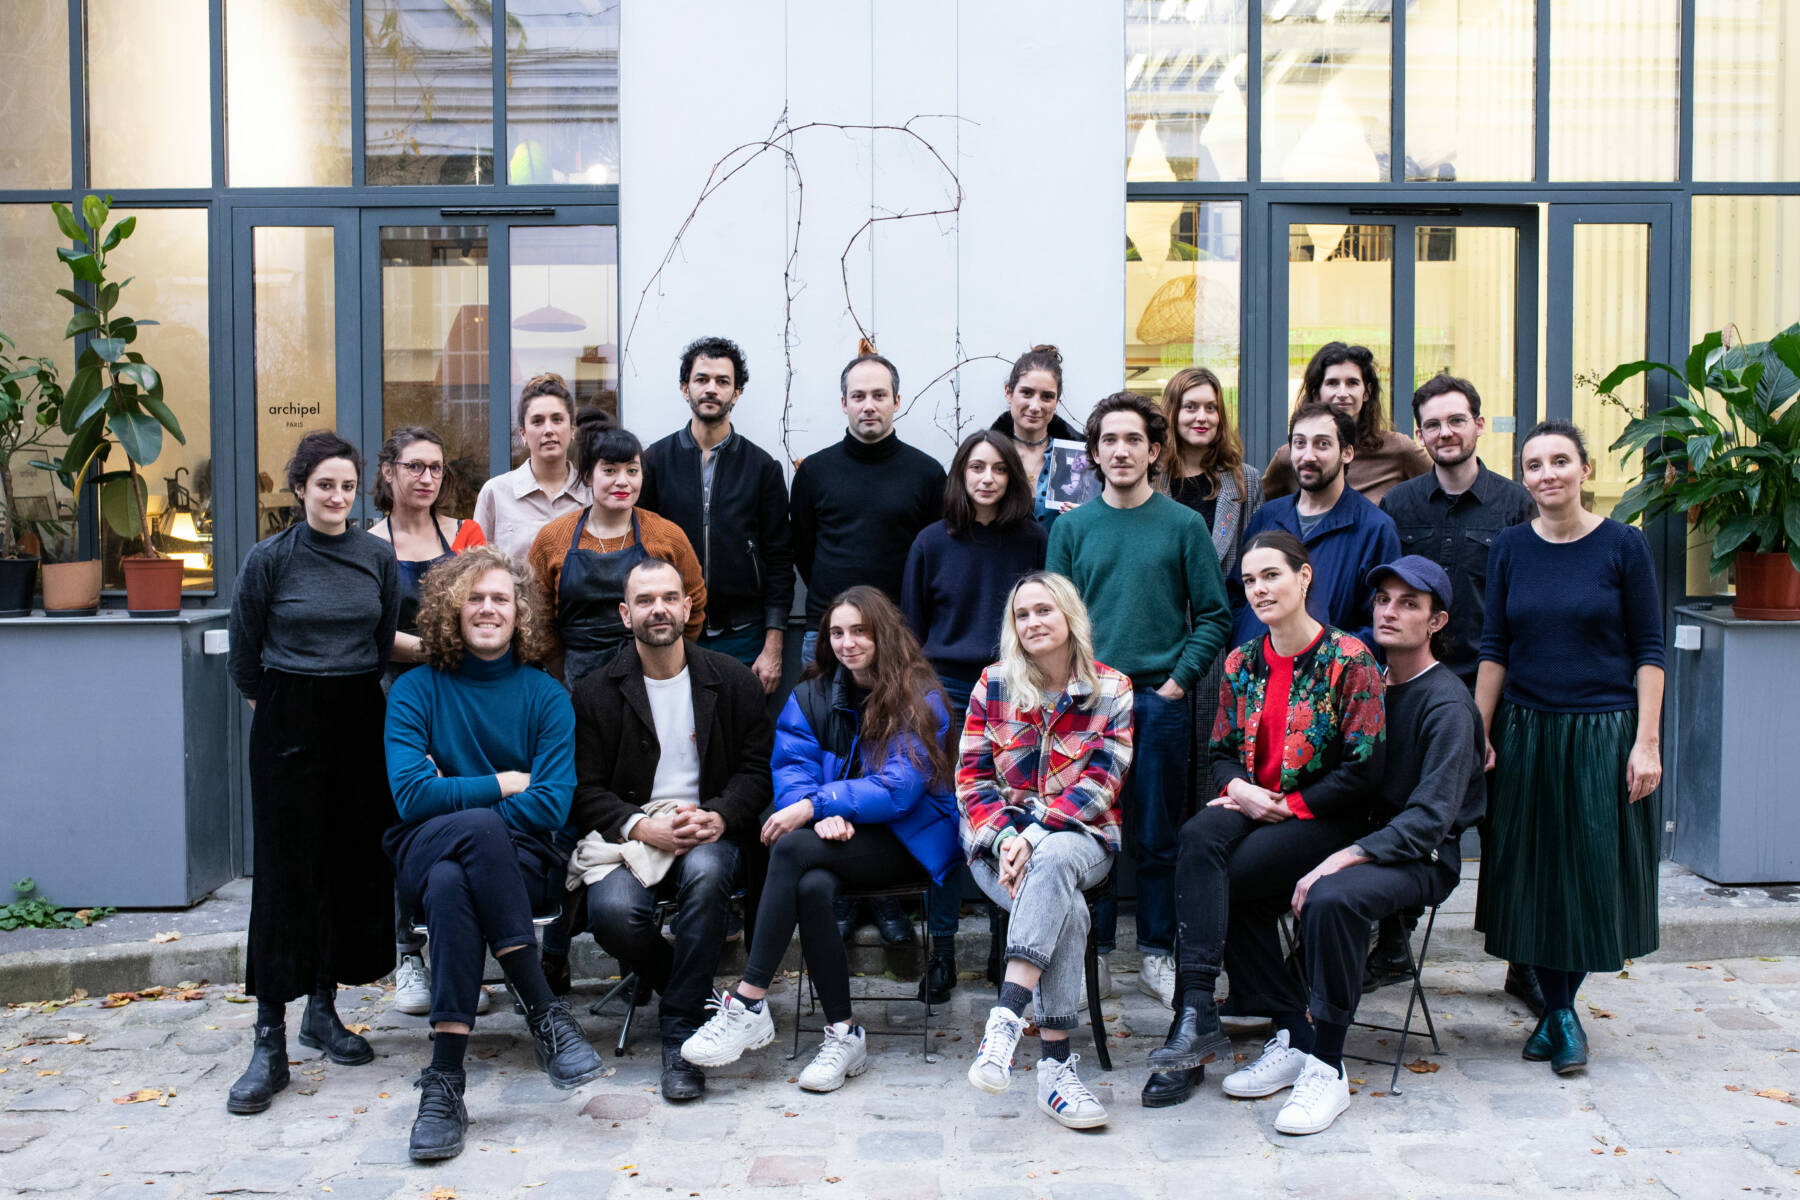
[1474,702,1660,973]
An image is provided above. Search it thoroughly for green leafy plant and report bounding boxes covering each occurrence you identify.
[0,331,66,559]
[46,194,184,557]
[1602,323,1800,575]
[0,877,115,931]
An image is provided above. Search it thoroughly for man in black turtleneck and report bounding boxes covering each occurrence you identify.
[789,352,947,661]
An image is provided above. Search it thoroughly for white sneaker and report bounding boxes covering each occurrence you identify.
[968,1006,1027,1094]
[797,1021,868,1092]
[1222,1029,1309,1098]
[679,990,775,1068]
[394,954,431,1015]
[474,985,491,1015]
[1273,1055,1351,1135]
[1137,953,1176,1009]
[1036,1052,1108,1129]
[1096,955,1116,999]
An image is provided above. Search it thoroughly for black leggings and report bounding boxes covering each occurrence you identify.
[741,824,926,1024]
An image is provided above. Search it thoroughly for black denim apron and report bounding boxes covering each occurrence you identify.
[557,506,649,686]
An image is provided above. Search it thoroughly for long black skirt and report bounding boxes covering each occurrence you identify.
[246,669,397,1002]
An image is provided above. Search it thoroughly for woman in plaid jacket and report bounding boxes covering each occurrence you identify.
[956,571,1134,1130]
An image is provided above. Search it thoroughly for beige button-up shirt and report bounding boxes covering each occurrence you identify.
[473,461,592,566]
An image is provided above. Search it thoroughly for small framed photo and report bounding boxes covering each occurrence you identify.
[1044,439,1101,512]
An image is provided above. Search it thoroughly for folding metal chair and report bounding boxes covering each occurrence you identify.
[789,882,935,1060]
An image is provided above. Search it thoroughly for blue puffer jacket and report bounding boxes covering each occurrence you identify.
[771,669,959,885]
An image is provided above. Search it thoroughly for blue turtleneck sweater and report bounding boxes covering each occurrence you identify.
[384,651,576,834]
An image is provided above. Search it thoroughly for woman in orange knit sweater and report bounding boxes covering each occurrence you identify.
[527,414,706,687]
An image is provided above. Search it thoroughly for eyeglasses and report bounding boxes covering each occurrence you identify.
[397,461,445,479]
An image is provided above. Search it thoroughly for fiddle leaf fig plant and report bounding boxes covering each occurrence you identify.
[48,194,184,556]
[0,331,65,559]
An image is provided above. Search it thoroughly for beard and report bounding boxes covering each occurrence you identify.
[634,619,682,647]
[1429,440,1475,468]
[1297,458,1344,493]
[688,395,734,424]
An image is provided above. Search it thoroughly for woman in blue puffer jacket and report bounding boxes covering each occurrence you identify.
[680,586,958,1093]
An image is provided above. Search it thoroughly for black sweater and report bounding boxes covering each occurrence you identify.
[789,432,946,622]
[901,518,1047,677]
[1356,664,1486,864]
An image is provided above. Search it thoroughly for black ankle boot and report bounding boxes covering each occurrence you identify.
[1141,1064,1204,1108]
[1146,995,1233,1072]
[408,1066,468,1161]
[298,995,375,1065]
[919,943,956,1005]
[226,1024,290,1115]
[1504,962,1547,1018]
[542,952,572,997]
[1362,916,1415,991]
[834,896,858,941]
[528,997,606,1089]
[872,896,914,946]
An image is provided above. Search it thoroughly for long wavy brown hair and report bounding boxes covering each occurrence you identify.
[417,545,555,670]
[1161,366,1245,499]
[807,585,953,788]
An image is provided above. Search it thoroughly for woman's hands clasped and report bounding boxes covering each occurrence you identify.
[996,835,1034,898]
[1207,777,1293,823]
[760,798,815,846]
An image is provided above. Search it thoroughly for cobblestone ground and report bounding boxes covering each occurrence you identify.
[3,957,1799,1199]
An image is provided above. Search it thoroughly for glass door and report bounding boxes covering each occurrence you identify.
[1267,205,1538,477]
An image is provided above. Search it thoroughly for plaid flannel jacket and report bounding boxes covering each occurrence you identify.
[955,661,1134,859]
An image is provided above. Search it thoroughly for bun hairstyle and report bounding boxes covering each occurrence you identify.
[372,425,446,515]
[517,372,575,427]
[573,409,641,481]
[1006,344,1063,394]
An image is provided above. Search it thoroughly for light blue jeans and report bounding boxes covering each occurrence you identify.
[971,831,1112,1030]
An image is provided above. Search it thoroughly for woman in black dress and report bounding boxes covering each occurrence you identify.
[225,431,401,1114]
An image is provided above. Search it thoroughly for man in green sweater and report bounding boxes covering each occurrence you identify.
[1047,391,1231,1006]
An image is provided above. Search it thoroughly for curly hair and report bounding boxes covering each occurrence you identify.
[416,545,555,670]
[1084,391,1169,483]
[1299,342,1386,453]
[680,336,749,389]
[371,425,445,515]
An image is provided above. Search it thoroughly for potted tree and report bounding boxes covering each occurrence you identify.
[47,195,187,616]
[1603,322,1800,619]
[0,333,64,616]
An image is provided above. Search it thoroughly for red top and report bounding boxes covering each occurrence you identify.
[1251,629,1324,819]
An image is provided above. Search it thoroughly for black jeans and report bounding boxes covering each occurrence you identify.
[388,809,560,1026]
[1173,806,1362,1014]
[1299,848,1460,1025]
[741,824,925,1024]
[584,840,741,1040]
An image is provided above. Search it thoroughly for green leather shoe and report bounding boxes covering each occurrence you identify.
[1522,1012,1554,1062]
[1548,1008,1589,1075]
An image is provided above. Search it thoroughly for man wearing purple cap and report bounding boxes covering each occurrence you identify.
[1216,555,1485,1137]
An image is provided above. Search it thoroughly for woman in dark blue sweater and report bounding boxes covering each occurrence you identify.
[1474,420,1665,1077]
[902,431,1047,999]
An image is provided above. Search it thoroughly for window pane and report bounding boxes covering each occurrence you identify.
[1695,0,1800,182]
[1126,0,1249,183]
[1404,0,1535,182]
[86,0,212,189]
[380,226,488,517]
[505,0,619,186]
[100,209,212,593]
[253,227,338,541]
[365,0,494,187]
[1125,201,1242,409]
[1287,222,1394,406]
[0,1,71,189]
[1569,223,1648,529]
[1262,0,1392,182]
[1413,226,1520,475]
[225,0,352,187]
[510,226,618,463]
[1,205,77,564]
[1549,0,1680,181]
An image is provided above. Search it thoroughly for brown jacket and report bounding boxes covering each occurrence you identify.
[527,506,707,644]
[1263,430,1430,506]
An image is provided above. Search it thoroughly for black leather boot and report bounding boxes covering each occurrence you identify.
[542,952,572,998]
[661,1039,706,1101]
[528,997,607,1089]
[226,1023,290,1115]
[1504,962,1547,1018]
[1362,915,1415,991]
[1141,1065,1204,1108]
[918,942,956,1005]
[1146,998,1233,1072]
[298,994,375,1065]
[834,896,858,941]
[872,895,914,946]
[408,1066,468,1162]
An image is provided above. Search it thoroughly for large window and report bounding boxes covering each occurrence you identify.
[1404,0,1535,182]
[1262,1,1392,182]
[1125,201,1243,407]
[1126,1,1249,182]
[225,0,354,187]
[1694,1,1800,182]
[87,0,213,189]
[1548,0,1681,181]
[0,1,72,190]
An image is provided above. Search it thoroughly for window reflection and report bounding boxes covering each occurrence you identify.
[1287,222,1393,406]
[226,0,352,187]
[509,226,618,462]
[1262,0,1392,182]
[1569,223,1648,528]
[1404,0,1535,182]
[0,0,71,189]
[253,228,338,540]
[1125,201,1242,410]
[1694,0,1800,182]
[1549,0,1679,181]
[1,205,78,565]
[87,0,212,189]
[505,0,620,186]
[1413,226,1520,474]
[1126,0,1249,183]
[364,0,494,187]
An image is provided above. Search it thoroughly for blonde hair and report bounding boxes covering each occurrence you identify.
[417,545,555,670]
[996,572,1103,713]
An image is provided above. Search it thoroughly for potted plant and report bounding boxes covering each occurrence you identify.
[47,195,186,616]
[1603,322,1800,619]
[0,332,64,616]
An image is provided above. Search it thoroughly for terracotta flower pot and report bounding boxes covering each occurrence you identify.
[122,556,185,616]
[41,559,102,616]
[0,555,38,617]
[1732,551,1800,621]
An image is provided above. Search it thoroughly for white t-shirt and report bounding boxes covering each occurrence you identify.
[644,668,701,808]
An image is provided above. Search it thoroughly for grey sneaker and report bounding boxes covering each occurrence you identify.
[797,1022,868,1092]
[1138,953,1176,1008]
[680,990,776,1068]
[1037,1052,1107,1129]
[393,954,431,1016]
[968,1005,1027,1094]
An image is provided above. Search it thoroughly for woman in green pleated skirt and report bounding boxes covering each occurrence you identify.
[1474,422,1666,1077]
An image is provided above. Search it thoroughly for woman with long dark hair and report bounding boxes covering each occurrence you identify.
[989,345,1079,522]
[679,587,959,1094]
[1475,420,1665,1076]
[474,373,591,563]
[1263,343,1429,504]
[225,430,401,1116]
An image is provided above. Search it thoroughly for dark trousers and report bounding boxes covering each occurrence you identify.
[698,624,764,669]
[1174,806,1361,1015]
[1094,687,1190,956]
[741,824,926,1024]
[396,893,425,956]
[927,671,981,943]
[585,840,741,1039]
[389,809,559,1027]
[1298,848,1460,1025]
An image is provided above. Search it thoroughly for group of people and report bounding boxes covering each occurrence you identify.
[224,337,1666,1159]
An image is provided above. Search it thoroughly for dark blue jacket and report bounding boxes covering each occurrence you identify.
[1233,486,1401,650]
[771,669,959,884]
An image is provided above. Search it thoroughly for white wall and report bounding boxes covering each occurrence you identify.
[617,0,1124,470]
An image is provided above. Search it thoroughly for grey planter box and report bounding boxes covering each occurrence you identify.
[0,609,235,907]
[1669,604,1800,885]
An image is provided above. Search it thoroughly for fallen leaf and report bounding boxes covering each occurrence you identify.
[223,994,252,1004]
[1591,1148,1604,1156]
[113,1089,163,1105]
[1617,970,1631,979]
[377,1092,389,1099]
[344,1023,371,1035]
[783,1111,798,1118]
[618,1165,637,1172]
[1686,963,1711,970]
[352,1106,368,1114]
[428,1189,458,1200]
[1755,1089,1794,1105]
[175,989,206,1002]
[1349,1077,1367,1086]
[36,1069,59,1077]
[825,1179,841,1185]
[1587,1004,1617,1020]
[1614,1145,1627,1155]
[1757,956,1781,962]
[150,931,180,944]
[1726,1085,1745,1092]
[1404,1059,1440,1074]
[1370,1091,1387,1098]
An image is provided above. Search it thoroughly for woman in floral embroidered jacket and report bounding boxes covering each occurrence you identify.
[1142,530,1386,1111]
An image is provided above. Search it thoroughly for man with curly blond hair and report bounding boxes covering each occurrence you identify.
[382,546,604,1162]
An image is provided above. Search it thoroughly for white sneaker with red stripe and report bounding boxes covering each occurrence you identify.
[1036,1052,1107,1129]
